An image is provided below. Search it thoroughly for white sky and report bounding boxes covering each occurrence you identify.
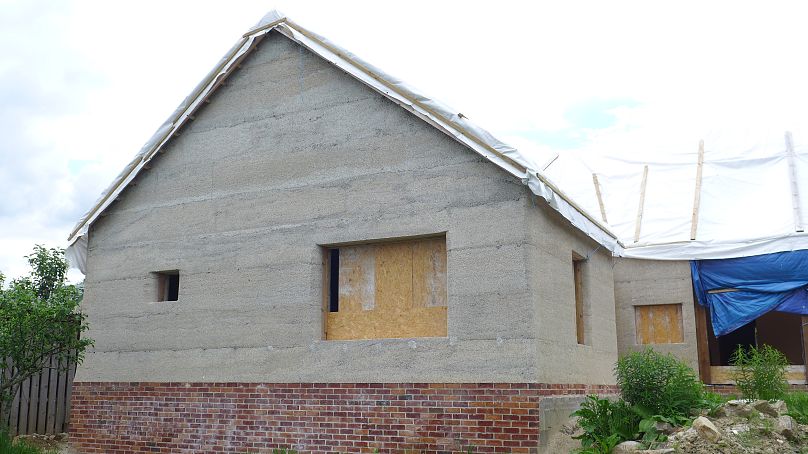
[1,0,808,281]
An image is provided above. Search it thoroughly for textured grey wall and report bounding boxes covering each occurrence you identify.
[613,258,699,369]
[78,31,617,383]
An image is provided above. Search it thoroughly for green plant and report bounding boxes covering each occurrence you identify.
[730,344,788,400]
[0,431,58,454]
[271,449,298,454]
[615,348,703,418]
[572,395,640,453]
[700,391,730,416]
[784,391,808,424]
[0,246,93,427]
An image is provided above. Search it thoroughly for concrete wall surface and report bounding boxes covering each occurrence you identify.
[613,258,699,369]
[526,203,619,384]
[78,31,617,384]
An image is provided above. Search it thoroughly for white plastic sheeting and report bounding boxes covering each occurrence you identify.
[65,10,620,273]
[541,129,808,260]
[65,10,808,272]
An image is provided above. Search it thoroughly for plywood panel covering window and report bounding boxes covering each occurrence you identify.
[324,236,448,340]
[573,253,585,345]
[634,304,684,344]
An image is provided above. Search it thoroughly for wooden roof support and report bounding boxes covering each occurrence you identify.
[592,173,608,223]
[785,131,804,232]
[690,140,705,240]
[634,165,649,243]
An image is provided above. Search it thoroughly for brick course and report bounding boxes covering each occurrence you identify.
[69,382,618,453]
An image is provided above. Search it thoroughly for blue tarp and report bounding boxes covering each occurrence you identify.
[691,249,808,336]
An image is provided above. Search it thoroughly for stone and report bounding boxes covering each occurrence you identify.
[724,400,755,417]
[638,449,675,454]
[776,415,797,441]
[613,440,643,453]
[753,399,787,417]
[654,421,675,434]
[693,416,722,442]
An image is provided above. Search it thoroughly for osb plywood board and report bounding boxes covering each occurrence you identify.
[635,303,684,345]
[711,365,807,385]
[326,237,448,340]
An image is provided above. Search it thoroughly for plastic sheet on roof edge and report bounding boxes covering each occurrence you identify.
[63,10,808,272]
[65,10,621,273]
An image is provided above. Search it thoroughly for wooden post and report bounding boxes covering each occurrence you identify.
[694,297,712,384]
[592,173,608,223]
[690,140,705,240]
[802,316,808,384]
[785,131,804,232]
[573,252,585,345]
[634,165,649,243]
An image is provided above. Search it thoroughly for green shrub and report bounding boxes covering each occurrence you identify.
[784,391,808,424]
[615,348,703,418]
[571,395,641,454]
[730,344,788,400]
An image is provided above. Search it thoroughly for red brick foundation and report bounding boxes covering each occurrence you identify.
[69,382,618,453]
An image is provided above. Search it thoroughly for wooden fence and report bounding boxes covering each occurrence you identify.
[5,355,77,436]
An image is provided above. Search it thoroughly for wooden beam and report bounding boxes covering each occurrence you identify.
[690,140,705,240]
[634,165,649,243]
[694,295,712,384]
[592,173,608,223]
[785,131,804,232]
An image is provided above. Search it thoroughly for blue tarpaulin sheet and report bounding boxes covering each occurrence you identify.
[691,249,808,336]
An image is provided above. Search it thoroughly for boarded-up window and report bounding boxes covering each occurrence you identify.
[324,236,448,340]
[573,253,585,345]
[634,304,684,344]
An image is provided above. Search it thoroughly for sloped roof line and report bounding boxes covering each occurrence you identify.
[66,10,621,271]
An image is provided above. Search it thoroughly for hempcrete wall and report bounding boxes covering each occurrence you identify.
[526,204,619,384]
[613,258,699,369]
[78,31,617,385]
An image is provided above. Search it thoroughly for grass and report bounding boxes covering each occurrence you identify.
[0,431,58,454]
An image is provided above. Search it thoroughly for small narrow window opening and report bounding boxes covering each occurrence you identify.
[328,249,340,312]
[573,252,586,345]
[156,271,180,302]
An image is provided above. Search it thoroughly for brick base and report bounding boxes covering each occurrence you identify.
[69,382,618,453]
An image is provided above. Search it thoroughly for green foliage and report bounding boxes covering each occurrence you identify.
[271,449,298,454]
[730,344,788,400]
[0,431,58,454]
[784,391,808,424]
[0,246,93,427]
[615,348,703,418]
[700,391,730,417]
[572,395,641,453]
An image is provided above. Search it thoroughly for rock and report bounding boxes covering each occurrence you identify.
[724,400,755,417]
[638,449,675,454]
[753,399,787,417]
[776,414,797,441]
[693,416,722,442]
[613,440,643,453]
[654,421,675,434]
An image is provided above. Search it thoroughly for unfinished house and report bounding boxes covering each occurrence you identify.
[64,10,808,454]
[64,11,619,454]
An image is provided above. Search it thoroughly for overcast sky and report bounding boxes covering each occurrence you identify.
[1,0,807,281]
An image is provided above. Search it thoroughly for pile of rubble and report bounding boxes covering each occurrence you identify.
[613,399,807,453]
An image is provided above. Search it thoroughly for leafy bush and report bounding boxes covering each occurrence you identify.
[572,395,640,454]
[615,348,703,418]
[784,391,808,424]
[730,344,788,400]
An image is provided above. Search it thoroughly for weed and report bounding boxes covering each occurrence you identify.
[784,391,808,424]
[0,432,58,454]
[730,344,788,400]
[572,395,640,454]
[615,348,703,418]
